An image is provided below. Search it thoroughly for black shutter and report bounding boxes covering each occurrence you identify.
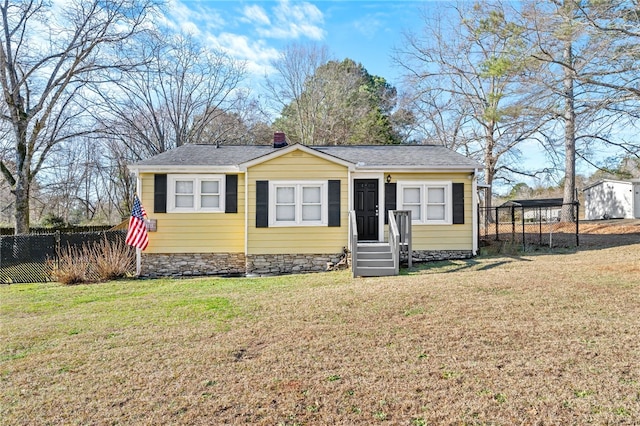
[256,180,269,228]
[328,180,340,227]
[384,182,397,224]
[452,182,465,224]
[225,175,238,213]
[154,174,167,213]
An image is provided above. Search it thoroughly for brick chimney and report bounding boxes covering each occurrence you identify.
[273,132,287,148]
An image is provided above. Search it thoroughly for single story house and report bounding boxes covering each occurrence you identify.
[583,179,640,220]
[128,138,482,277]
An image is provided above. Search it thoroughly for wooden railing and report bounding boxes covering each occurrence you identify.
[349,209,412,277]
[392,210,412,268]
[349,210,359,278]
[388,211,400,275]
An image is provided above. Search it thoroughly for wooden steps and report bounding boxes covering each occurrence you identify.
[355,242,396,277]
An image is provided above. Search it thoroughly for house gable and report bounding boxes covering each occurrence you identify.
[240,143,355,171]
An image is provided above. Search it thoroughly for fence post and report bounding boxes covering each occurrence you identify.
[477,206,480,251]
[521,206,526,252]
[55,230,61,258]
[575,202,580,247]
[539,207,542,245]
[511,206,515,242]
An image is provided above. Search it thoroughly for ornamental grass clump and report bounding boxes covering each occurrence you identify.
[49,243,93,285]
[90,236,135,281]
[49,236,135,284]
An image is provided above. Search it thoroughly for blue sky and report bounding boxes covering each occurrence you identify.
[161,0,428,87]
[160,1,608,190]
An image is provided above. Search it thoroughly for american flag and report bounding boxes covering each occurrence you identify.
[125,195,149,250]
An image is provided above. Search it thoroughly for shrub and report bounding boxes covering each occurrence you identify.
[89,236,135,281]
[49,243,93,285]
[49,234,135,284]
[41,213,67,228]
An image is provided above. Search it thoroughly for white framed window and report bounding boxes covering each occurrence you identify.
[398,181,452,225]
[426,187,446,221]
[168,174,225,213]
[270,181,327,226]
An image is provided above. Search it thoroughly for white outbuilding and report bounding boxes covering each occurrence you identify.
[583,179,640,220]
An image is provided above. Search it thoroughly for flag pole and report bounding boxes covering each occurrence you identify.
[126,193,148,276]
[136,247,141,276]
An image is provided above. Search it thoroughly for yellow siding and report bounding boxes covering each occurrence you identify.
[387,172,474,251]
[140,173,245,254]
[247,151,349,255]
[138,165,474,256]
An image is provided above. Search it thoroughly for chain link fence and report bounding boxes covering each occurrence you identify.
[0,225,112,236]
[0,230,128,283]
[479,202,580,252]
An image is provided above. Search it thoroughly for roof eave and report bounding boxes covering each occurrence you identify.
[128,165,242,174]
[582,179,635,192]
[355,165,480,172]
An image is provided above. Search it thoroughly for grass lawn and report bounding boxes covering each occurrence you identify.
[2,244,640,425]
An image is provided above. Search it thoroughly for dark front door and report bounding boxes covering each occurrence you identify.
[354,179,379,241]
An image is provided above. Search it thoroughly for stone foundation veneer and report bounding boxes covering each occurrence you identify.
[411,250,474,263]
[246,253,344,275]
[140,250,472,277]
[141,253,246,277]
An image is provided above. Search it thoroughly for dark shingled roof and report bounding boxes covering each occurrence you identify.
[313,145,481,168]
[131,143,481,169]
[131,144,274,167]
[499,198,566,208]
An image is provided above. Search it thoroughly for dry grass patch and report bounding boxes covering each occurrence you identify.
[2,245,640,425]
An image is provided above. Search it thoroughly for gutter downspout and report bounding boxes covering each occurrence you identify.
[472,169,478,256]
[347,168,352,252]
[136,173,142,276]
[244,170,249,271]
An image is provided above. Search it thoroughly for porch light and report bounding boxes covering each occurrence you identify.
[386,174,392,183]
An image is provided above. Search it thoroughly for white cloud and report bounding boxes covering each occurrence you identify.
[205,32,279,76]
[256,0,325,40]
[353,13,386,39]
[158,0,326,78]
[157,0,225,36]
[242,5,271,26]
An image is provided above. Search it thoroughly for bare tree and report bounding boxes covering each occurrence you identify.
[36,134,126,225]
[198,92,273,146]
[0,114,12,224]
[94,136,136,221]
[93,33,246,160]
[0,0,159,234]
[312,59,370,145]
[523,0,640,221]
[574,1,640,103]
[264,42,331,145]
[396,1,551,209]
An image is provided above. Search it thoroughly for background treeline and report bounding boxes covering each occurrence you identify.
[1,1,638,232]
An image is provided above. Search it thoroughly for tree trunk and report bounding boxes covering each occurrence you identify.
[13,116,31,234]
[561,37,577,222]
[14,176,30,235]
[484,136,496,222]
